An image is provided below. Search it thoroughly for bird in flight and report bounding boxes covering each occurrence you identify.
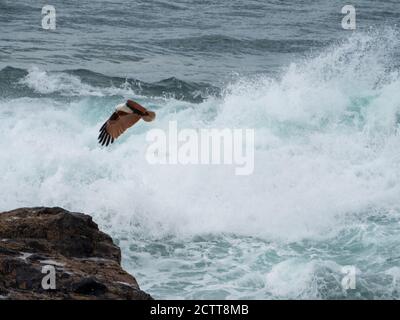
[98,99,156,146]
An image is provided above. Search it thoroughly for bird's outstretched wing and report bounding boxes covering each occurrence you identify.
[98,111,141,146]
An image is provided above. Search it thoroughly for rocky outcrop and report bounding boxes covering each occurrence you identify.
[0,207,152,300]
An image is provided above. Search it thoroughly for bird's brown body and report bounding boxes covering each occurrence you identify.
[98,99,155,146]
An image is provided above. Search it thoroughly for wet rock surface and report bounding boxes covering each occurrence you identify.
[0,207,152,300]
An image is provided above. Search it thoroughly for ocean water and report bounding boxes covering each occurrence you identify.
[1,0,400,299]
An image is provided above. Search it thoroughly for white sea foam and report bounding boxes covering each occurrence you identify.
[1,29,400,298]
[19,66,138,97]
[2,30,400,240]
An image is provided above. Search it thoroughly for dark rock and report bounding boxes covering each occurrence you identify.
[0,207,153,300]
[73,278,107,295]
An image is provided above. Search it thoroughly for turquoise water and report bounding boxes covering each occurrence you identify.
[1,1,400,299]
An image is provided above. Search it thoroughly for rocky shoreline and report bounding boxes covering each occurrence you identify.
[0,207,152,300]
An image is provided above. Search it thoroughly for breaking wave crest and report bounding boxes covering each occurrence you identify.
[1,29,400,299]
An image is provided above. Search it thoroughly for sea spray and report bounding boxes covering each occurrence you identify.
[1,29,400,298]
